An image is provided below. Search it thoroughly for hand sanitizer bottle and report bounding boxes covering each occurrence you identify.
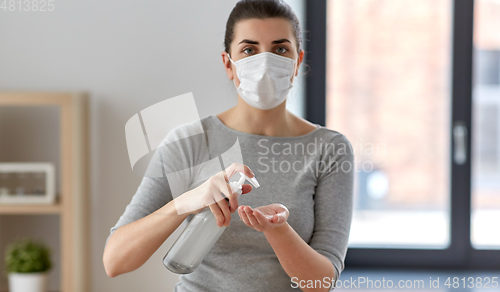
[163,172,260,274]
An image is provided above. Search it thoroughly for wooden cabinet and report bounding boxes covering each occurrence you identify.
[0,92,90,292]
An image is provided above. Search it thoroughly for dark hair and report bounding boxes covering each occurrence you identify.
[224,0,303,56]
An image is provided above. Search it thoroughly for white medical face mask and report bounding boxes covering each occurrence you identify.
[228,52,297,110]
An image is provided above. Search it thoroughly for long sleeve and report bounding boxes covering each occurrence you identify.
[308,133,355,284]
[105,120,206,247]
[105,147,174,247]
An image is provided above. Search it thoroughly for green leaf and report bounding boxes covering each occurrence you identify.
[4,238,52,273]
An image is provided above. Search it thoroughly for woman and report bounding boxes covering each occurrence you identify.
[103,0,354,291]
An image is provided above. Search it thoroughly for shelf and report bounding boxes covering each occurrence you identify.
[0,203,61,215]
[0,92,90,291]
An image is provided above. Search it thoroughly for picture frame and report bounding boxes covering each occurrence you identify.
[0,162,56,204]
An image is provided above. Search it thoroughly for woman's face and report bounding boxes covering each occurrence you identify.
[223,17,304,88]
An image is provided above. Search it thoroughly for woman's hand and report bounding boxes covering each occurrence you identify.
[238,203,289,232]
[173,163,254,227]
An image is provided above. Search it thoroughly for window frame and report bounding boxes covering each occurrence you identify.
[305,0,500,269]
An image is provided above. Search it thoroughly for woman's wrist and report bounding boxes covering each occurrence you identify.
[160,200,190,222]
[263,222,291,238]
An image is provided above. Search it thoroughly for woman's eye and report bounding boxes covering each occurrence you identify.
[243,47,255,54]
[276,46,288,54]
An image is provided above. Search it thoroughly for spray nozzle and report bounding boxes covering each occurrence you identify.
[237,171,260,188]
[229,171,260,196]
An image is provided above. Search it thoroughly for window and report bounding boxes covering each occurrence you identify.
[305,0,500,268]
[471,0,500,249]
[326,0,452,248]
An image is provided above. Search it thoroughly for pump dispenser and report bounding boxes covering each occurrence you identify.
[163,172,260,274]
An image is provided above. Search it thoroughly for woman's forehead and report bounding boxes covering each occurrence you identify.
[233,18,295,45]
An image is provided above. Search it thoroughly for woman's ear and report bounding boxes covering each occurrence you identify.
[295,49,305,76]
[222,52,234,80]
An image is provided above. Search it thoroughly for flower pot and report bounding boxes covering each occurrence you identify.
[8,272,48,292]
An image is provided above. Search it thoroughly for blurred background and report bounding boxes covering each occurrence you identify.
[0,0,499,291]
[328,0,500,249]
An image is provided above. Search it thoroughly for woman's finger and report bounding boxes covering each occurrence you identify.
[214,177,236,212]
[209,202,224,227]
[214,173,232,199]
[241,184,252,194]
[244,206,260,228]
[224,163,255,182]
[219,163,256,212]
[238,206,252,227]
[216,195,231,226]
[227,183,252,212]
[272,214,279,224]
[253,209,269,226]
[227,187,239,213]
[277,212,288,224]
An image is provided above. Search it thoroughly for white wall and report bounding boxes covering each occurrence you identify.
[0,0,305,291]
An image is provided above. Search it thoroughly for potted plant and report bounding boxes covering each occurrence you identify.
[4,238,52,292]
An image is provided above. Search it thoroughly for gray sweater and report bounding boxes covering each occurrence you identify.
[106,115,354,292]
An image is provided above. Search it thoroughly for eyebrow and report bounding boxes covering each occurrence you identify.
[238,38,291,45]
